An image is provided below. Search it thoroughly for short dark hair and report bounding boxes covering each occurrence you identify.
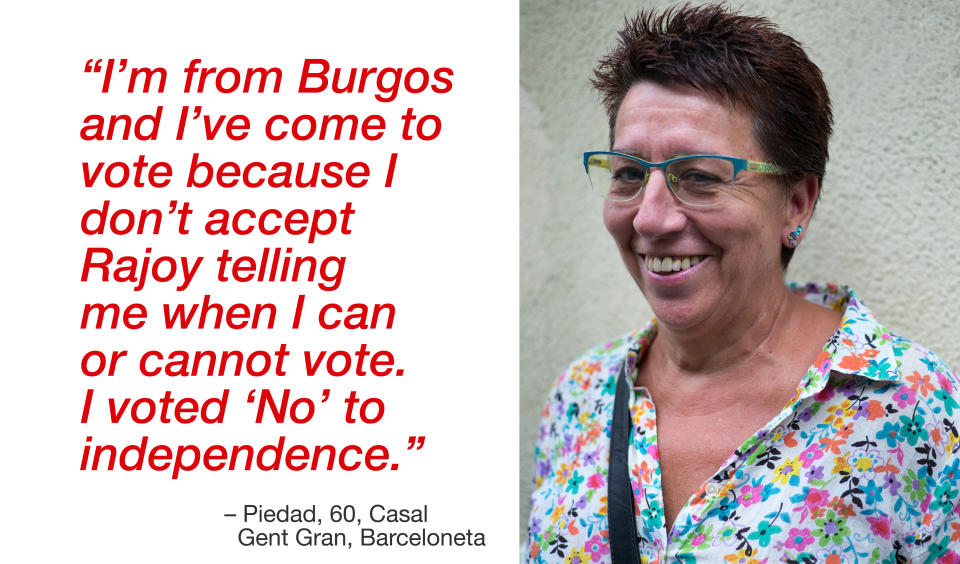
[592,3,832,269]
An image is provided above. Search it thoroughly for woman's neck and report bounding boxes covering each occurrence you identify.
[637,288,844,415]
[654,284,793,375]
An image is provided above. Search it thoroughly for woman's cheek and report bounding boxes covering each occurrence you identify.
[603,204,634,242]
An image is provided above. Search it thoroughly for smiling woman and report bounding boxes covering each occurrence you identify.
[520,3,960,563]
[601,81,818,336]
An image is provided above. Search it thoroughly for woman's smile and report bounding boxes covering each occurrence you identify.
[643,254,703,274]
[640,254,710,283]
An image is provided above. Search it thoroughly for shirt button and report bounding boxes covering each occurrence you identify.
[705,483,720,497]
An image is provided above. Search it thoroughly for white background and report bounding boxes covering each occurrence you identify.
[3,1,519,562]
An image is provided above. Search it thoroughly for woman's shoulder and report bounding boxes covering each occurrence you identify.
[888,332,959,404]
[545,322,656,405]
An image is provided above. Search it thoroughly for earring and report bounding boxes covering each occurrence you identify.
[787,225,803,246]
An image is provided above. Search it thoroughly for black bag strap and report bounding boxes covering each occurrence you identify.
[608,355,641,564]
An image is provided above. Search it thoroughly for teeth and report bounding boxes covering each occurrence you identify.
[644,255,705,274]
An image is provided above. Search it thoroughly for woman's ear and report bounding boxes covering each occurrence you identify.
[782,174,819,245]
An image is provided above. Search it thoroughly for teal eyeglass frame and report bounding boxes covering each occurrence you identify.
[583,151,786,206]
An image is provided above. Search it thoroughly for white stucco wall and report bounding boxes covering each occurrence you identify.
[519,0,960,540]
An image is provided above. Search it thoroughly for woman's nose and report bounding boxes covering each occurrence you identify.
[631,168,688,235]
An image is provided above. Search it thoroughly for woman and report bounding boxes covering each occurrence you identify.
[523,5,959,563]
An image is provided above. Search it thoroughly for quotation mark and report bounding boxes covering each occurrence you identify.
[84,58,128,92]
[84,58,128,73]
[407,436,426,450]
[390,436,426,469]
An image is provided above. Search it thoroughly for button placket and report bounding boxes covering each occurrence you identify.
[629,386,669,550]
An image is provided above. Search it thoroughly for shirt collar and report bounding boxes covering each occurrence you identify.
[790,282,903,383]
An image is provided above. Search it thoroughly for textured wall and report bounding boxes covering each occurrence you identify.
[519,0,960,540]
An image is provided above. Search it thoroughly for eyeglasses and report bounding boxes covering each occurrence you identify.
[583,151,785,207]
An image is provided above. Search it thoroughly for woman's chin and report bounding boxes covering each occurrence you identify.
[646,298,710,333]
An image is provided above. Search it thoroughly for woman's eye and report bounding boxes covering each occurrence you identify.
[613,166,645,183]
[680,170,720,184]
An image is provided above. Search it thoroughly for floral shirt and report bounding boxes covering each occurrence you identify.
[523,283,960,564]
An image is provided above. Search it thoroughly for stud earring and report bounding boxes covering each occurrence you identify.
[787,225,803,246]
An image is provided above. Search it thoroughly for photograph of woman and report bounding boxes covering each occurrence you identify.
[520,2,960,562]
